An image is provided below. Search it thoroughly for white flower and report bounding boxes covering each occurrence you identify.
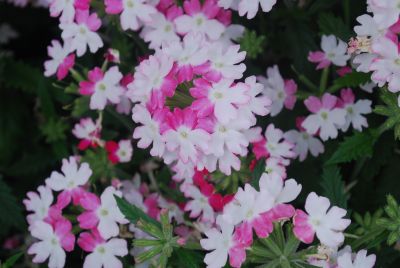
[206,44,246,80]
[264,124,295,160]
[182,183,215,223]
[200,216,234,268]
[337,249,376,268]
[119,0,157,31]
[284,129,324,161]
[141,12,180,49]
[50,0,75,23]
[158,196,185,224]
[259,173,302,205]
[321,35,350,67]
[238,0,277,19]
[45,157,92,192]
[83,238,128,268]
[24,186,54,225]
[116,140,133,163]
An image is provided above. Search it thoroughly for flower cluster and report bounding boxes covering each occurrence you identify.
[24,157,129,268]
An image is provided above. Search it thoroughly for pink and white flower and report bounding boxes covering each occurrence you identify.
[72,117,101,150]
[338,88,372,132]
[257,65,297,116]
[293,192,351,248]
[252,124,295,160]
[45,156,92,207]
[28,220,75,268]
[368,0,400,28]
[61,10,103,57]
[284,117,325,161]
[105,139,133,164]
[24,186,54,225]
[78,186,128,239]
[308,35,350,70]
[302,93,346,141]
[181,183,215,223]
[190,78,250,124]
[79,66,123,110]
[162,108,210,163]
[105,0,157,31]
[44,40,75,80]
[78,230,128,268]
[174,0,225,41]
[50,0,75,23]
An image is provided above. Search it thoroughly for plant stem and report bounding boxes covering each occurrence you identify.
[319,67,330,94]
[291,65,318,92]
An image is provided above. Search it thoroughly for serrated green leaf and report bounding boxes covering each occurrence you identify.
[318,13,352,41]
[326,130,378,165]
[320,166,348,209]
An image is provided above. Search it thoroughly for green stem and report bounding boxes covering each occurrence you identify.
[343,0,350,27]
[69,68,85,83]
[319,67,330,94]
[344,233,360,239]
[291,66,318,92]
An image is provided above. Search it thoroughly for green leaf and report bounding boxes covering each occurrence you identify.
[317,13,352,41]
[374,88,400,140]
[320,166,348,209]
[333,72,371,89]
[1,252,24,268]
[170,248,204,268]
[239,30,266,59]
[0,177,26,237]
[326,130,378,165]
[115,195,161,228]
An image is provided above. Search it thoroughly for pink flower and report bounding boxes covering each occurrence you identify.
[78,187,128,239]
[293,192,351,248]
[72,117,101,150]
[308,35,350,70]
[105,0,157,31]
[174,0,226,40]
[105,140,133,164]
[190,78,250,124]
[162,108,210,163]
[257,65,297,116]
[78,230,128,268]
[127,52,177,105]
[302,93,346,141]
[61,10,103,57]
[28,220,75,268]
[79,66,123,110]
[252,124,295,160]
[45,156,92,208]
[44,40,75,80]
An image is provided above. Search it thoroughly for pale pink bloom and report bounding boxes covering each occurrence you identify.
[28,220,75,268]
[116,74,133,115]
[369,0,400,28]
[72,117,101,150]
[120,177,146,210]
[252,124,295,160]
[257,65,297,116]
[162,33,209,82]
[44,40,75,80]
[353,53,378,73]
[337,249,376,268]
[45,156,92,208]
[338,88,372,132]
[79,66,124,110]
[360,82,376,93]
[78,230,128,268]
[302,94,347,141]
[61,10,103,57]
[190,78,250,124]
[308,35,350,69]
[132,104,167,157]
[203,44,246,81]
[293,192,351,248]
[181,183,215,223]
[223,184,275,237]
[50,0,75,23]
[370,37,400,92]
[200,216,247,268]
[127,52,176,104]
[171,158,196,182]
[24,186,54,225]
[78,186,129,239]
[265,157,287,179]
[174,0,225,40]
[354,14,387,41]
[259,173,302,206]
[105,0,157,31]
[238,0,277,19]
[284,117,325,161]
[162,108,210,163]
[216,24,245,47]
[141,8,181,49]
